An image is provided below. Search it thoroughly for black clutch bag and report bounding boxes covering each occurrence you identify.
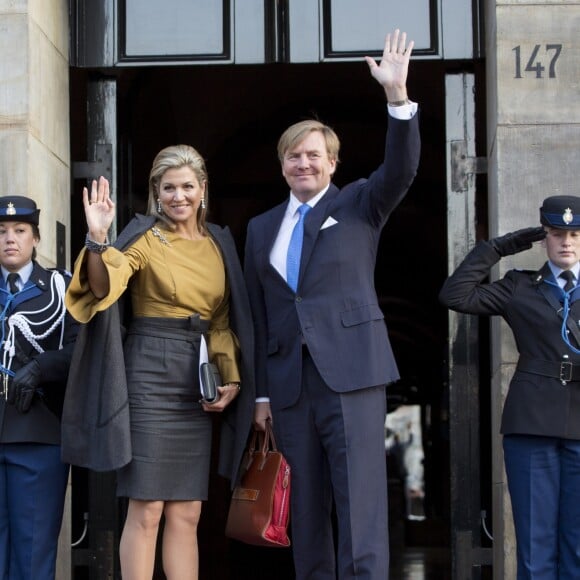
[200,362,221,403]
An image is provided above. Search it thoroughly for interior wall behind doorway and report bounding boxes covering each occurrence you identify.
[69,58,455,577]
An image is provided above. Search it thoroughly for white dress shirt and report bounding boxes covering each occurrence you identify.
[270,187,328,279]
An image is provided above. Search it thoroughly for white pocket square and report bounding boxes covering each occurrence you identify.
[320,216,338,230]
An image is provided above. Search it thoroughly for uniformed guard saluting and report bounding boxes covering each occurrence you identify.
[0,195,78,580]
[440,195,580,579]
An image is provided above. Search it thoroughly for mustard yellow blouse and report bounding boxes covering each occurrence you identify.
[65,224,240,383]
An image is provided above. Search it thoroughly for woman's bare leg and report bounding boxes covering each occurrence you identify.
[162,500,202,580]
[119,499,165,580]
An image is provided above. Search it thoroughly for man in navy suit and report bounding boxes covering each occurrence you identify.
[244,29,420,579]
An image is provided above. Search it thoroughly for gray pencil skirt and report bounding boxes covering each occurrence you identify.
[116,315,212,501]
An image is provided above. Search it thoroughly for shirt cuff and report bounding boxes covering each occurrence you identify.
[255,397,270,403]
[387,100,418,120]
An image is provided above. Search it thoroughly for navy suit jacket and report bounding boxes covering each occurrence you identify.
[245,114,420,410]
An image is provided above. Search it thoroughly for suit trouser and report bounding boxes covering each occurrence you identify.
[503,434,580,580]
[0,443,69,580]
[273,351,389,580]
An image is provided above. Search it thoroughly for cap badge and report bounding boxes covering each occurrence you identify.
[6,203,15,216]
[563,207,574,225]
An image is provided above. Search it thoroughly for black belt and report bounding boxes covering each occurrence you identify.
[517,356,580,382]
[128,314,209,342]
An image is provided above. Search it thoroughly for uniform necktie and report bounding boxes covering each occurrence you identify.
[286,204,311,292]
[7,273,19,294]
[560,270,575,292]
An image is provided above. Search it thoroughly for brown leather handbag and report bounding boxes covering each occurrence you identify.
[225,420,291,547]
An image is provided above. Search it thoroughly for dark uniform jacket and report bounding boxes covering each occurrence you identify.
[0,262,78,444]
[439,240,580,439]
[61,215,255,486]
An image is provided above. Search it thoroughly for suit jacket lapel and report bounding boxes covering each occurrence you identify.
[265,203,287,254]
[259,203,288,285]
[299,185,338,282]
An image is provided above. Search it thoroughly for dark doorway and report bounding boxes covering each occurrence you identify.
[69,58,456,579]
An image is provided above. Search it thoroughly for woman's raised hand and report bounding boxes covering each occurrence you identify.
[83,176,116,242]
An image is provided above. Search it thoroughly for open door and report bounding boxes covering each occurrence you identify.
[445,73,492,579]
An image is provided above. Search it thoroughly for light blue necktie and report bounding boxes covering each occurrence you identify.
[286,204,311,292]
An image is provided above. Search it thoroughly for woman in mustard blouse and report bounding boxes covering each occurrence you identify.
[65,145,254,580]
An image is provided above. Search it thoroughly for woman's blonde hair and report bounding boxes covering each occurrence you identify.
[147,144,209,233]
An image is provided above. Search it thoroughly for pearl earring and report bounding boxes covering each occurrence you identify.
[201,197,206,210]
[157,199,163,214]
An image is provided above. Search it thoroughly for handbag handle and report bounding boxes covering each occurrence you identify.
[261,419,279,453]
[257,420,279,471]
[243,420,280,471]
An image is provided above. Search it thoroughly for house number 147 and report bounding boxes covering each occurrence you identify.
[512,44,562,79]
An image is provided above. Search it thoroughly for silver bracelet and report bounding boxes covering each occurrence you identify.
[85,233,110,254]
